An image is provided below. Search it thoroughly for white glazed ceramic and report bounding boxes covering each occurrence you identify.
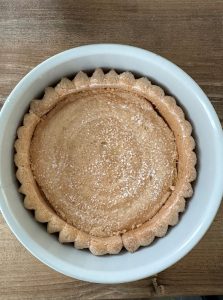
[0,44,223,284]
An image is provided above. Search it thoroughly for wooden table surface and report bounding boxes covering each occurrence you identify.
[0,1,223,299]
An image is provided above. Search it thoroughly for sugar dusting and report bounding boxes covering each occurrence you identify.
[30,88,178,237]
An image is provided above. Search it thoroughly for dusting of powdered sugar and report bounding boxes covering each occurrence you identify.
[30,88,177,237]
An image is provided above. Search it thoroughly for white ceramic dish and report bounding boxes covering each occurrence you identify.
[0,44,223,284]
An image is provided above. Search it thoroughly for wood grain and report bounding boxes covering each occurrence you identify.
[0,204,222,300]
[0,0,223,299]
